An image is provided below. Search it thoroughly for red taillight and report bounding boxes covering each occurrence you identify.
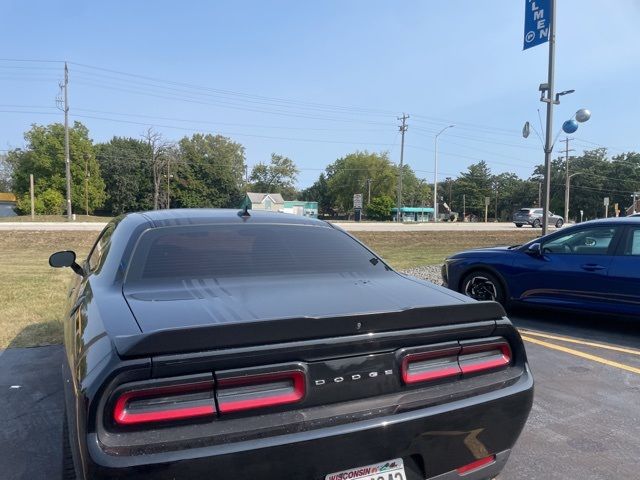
[458,341,511,375]
[113,379,216,426]
[456,455,496,475]
[401,347,461,384]
[401,339,512,385]
[217,370,306,413]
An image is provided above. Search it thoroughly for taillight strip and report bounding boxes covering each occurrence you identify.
[400,340,512,386]
[114,380,216,426]
[217,370,306,413]
[458,343,511,375]
[456,455,496,474]
[401,348,461,384]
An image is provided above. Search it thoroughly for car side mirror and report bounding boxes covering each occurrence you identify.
[526,242,542,256]
[49,250,85,276]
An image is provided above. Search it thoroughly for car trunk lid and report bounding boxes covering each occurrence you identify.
[116,273,505,357]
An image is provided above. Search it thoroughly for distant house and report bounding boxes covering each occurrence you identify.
[240,193,318,218]
[283,200,318,218]
[241,192,285,212]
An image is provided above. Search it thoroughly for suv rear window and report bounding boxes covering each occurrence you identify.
[125,224,384,283]
[517,209,531,213]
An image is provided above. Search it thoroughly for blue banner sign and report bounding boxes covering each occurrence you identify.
[523,0,551,50]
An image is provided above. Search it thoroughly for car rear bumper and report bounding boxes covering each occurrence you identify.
[83,367,533,480]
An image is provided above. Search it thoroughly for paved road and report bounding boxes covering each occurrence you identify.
[0,220,552,232]
[0,221,106,231]
[1,310,638,479]
[332,221,545,232]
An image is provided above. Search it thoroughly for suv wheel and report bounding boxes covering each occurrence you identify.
[515,223,523,228]
[532,219,541,228]
[555,219,564,228]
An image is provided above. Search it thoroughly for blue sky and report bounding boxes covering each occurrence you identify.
[1,0,639,188]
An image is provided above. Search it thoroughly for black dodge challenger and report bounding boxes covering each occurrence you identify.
[50,209,533,480]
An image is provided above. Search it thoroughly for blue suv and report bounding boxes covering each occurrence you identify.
[442,217,640,316]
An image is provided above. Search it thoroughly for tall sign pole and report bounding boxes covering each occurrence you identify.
[524,0,554,234]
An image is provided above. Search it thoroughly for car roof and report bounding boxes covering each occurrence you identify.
[569,217,640,227]
[127,208,328,228]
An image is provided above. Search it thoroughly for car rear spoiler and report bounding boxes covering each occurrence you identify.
[113,302,506,358]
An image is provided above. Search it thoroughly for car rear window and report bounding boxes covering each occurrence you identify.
[517,209,531,213]
[125,224,384,283]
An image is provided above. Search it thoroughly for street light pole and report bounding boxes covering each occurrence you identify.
[540,0,557,236]
[433,125,454,222]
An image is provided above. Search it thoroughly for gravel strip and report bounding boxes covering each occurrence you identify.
[401,264,444,285]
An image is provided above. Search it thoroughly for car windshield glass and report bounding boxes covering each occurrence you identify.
[125,224,384,283]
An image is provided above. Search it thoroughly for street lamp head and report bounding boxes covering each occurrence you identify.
[562,119,579,134]
[575,108,591,123]
[558,89,575,96]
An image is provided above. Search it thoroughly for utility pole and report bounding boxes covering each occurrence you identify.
[63,62,72,220]
[396,113,409,222]
[366,178,372,205]
[462,194,466,220]
[563,137,575,223]
[632,192,639,214]
[166,157,171,209]
[538,181,542,207]
[84,153,89,216]
[540,0,557,235]
[495,188,499,221]
[29,174,34,220]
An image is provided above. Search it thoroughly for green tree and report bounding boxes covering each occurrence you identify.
[95,137,154,215]
[172,133,246,208]
[326,151,396,213]
[15,188,64,215]
[8,122,106,214]
[450,161,493,217]
[366,195,394,221]
[400,165,432,207]
[0,153,12,191]
[300,173,333,216]
[250,153,299,200]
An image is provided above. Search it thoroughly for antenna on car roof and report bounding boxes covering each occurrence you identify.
[238,206,251,219]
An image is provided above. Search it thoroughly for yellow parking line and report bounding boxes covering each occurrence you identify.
[518,329,640,356]
[520,335,640,376]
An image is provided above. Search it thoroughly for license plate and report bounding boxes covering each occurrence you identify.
[325,458,406,480]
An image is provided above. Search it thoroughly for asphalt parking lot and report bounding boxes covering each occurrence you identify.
[1,310,638,480]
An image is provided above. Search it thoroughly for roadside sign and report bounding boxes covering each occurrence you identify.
[603,197,610,206]
[485,196,491,206]
[353,193,363,209]
[523,0,552,50]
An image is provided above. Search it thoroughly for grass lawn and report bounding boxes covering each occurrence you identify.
[353,230,539,270]
[0,229,538,348]
[0,214,112,222]
[0,230,96,348]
